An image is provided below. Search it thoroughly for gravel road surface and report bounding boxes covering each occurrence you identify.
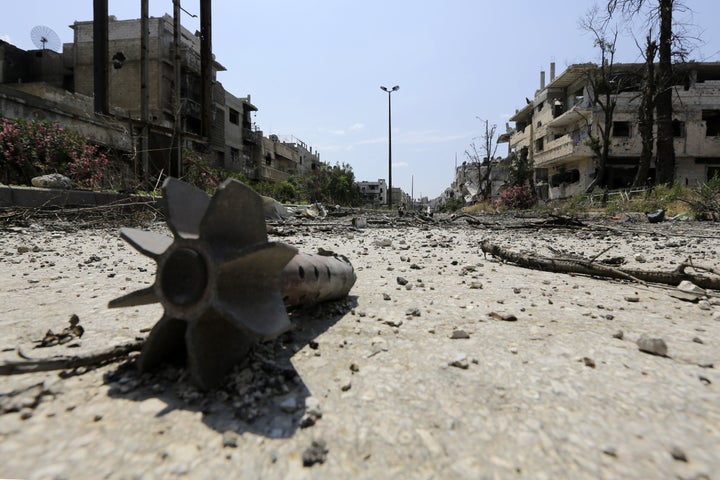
[1,213,718,479]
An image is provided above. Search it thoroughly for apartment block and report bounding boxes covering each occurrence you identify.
[67,14,228,177]
[357,179,387,205]
[509,62,720,199]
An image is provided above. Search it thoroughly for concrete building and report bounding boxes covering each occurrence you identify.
[242,135,320,183]
[67,14,228,178]
[224,91,259,175]
[357,179,387,205]
[509,62,720,199]
[0,40,134,184]
[390,186,409,207]
[1,13,321,189]
[448,158,510,204]
[0,40,67,88]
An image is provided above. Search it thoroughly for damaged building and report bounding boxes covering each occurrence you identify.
[1,10,319,188]
[509,62,720,200]
[449,158,511,204]
[357,179,387,206]
[0,39,134,159]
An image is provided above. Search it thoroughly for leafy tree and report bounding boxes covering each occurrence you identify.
[273,181,297,203]
[508,146,534,187]
[291,162,361,206]
[324,162,362,205]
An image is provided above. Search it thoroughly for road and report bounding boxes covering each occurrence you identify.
[1,212,718,479]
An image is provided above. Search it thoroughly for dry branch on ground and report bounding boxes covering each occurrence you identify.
[481,240,720,290]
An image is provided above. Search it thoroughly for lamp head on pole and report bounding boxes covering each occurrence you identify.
[380,85,400,92]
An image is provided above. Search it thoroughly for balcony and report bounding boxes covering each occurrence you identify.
[546,106,591,130]
[180,47,201,74]
[258,164,290,183]
[509,127,531,150]
[242,128,259,144]
[180,98,201,118]
[534,130,593,168]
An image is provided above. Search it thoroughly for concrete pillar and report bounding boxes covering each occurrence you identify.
[93,0,109,114]
[140,0,149,184]
[201,0,212,141]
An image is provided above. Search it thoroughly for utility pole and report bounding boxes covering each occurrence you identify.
[173,0,182,178]
[200,0,212,142]
[411,174,414,210]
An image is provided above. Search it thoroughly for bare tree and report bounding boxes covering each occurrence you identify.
[508,146,534,188]
[464,119,498,201]
[581,7,620,191]
[634,33,658,187]
[606,0,682,184]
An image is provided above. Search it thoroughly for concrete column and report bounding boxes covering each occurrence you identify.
[93,0,109,114]
[200,0,212,142]
[140,0,149,184]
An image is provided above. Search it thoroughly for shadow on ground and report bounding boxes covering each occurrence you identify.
[104,296,357,438]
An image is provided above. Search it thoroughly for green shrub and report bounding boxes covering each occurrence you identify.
[182,150,251,194]
[273,181,297,203]
[637,183,683,212]
[683,176,720,219]
[441,197,464,212]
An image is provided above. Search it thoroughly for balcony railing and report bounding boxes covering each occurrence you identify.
[534,130,593,167]
[509,127,531,149]
[180,98,201,117]
[258,165,290,183]
[242,128,259,144]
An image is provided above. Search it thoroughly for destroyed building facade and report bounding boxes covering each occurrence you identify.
[357,179,387,205]
[1,13,319,187]
[509,62,720,200]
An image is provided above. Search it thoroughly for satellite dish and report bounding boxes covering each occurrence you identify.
[30,25,61,52]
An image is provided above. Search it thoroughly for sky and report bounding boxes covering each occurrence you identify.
[3,1,720,199]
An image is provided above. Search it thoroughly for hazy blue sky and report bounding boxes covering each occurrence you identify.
[3,1,720,198]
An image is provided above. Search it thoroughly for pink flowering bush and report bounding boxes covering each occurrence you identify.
[66,144,109,189]
[497,184,536,210]
[0,116,109,189]
[182,150,222,193]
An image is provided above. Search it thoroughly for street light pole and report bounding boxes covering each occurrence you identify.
[380,85,399,208]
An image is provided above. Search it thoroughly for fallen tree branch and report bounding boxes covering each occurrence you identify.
[480,240,720,290]
[502,215,588,230]
[0,341,144,376]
